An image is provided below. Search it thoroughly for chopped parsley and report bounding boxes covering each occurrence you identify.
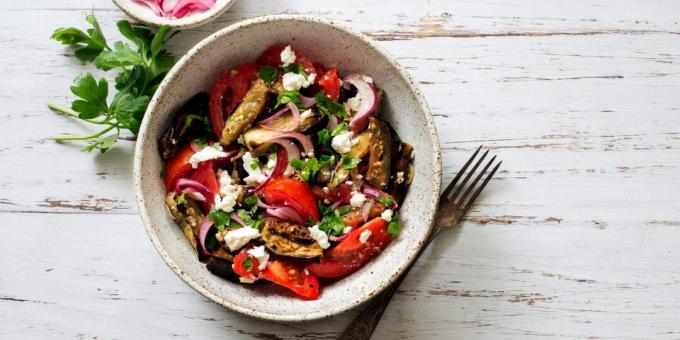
[387,211,401,235]
[244,194,259,214]
[249,159,261,170]
[317,213,346,236]
[241,255,254,271]
[176,192,186,205]
[237,209,264,230]
[290,156,335,183]
[315,91,346,118]
[317,129,332,149]
[276,90,303,109]
[282,63,305,75]
[330,122,348,137]
[336,205,352,216]
[258,66,277,84]
[376,196,395,207]
[341,155,360,170]
[208,209,231,231]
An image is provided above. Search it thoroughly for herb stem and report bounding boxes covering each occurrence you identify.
[54,125,116,142]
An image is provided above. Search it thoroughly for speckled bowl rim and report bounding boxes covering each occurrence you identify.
[134,14,442,322]
[112,0,236,29]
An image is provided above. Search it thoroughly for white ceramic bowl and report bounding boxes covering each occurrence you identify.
[134,15,441,322]
[112,0,235,29]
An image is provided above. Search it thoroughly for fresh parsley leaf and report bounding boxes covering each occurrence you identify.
[315,92,346,118]
[319,200,333,217]
[110,92,149,134]
[237,209,264,230]
[341,156,360,170]
[317,129,332,149]
[249,159,261,170]
[337,205,352,216]
[290,158,306,170]
[376,196,395,206]
[276,90,302,109]
[194,137,208,148]
[330,123,348,137]
[244,194,259,214]
[258,66,277,84]
[209,209,231,231]
[242,256,254,271]
[69,73,109,119]
[388,212,401,235]
[291,156,332,183]
[318,154,335,167]
[318,214,346,236]
[82,134,118,153]
[95,41,146,71]
[282,63,305,75]
[150,25,170,59]
[51,14,109,62]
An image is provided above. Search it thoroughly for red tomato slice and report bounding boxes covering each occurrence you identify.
[208,63,259,138]
[164,144,195,192]
[317,67,341,101]
[261,257,320,300]
[257,44,316,75]
[307,217,391,279]
[233,249,262,280]
[262,177,320,223]
[190,162,219,199]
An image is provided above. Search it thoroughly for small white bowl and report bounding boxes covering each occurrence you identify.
[134,15,441,321]
[112,0,235,29]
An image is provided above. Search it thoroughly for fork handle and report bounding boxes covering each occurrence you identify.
[338,227,442,340]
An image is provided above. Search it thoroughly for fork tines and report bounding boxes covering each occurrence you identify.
[443,145,501,211]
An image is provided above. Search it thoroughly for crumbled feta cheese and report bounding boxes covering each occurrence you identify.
[308,225,330,249]
[247,246,269,270]
[381,209,394,222]
[350,192,367,208]
[239,276,256,284]
[342,226,352,234]
[347,96,362,112]
[189,144,227,168]
[224,227,260,252]
[282,72,315,91]
[395,171,405,184]
[363,75,374,84]
[304,268,310,275]
[280,45,296,66]
[213,169,238,212]
[323,199,331,204]
[300,109,315,120]
[242,152,267,185]
[322,186,330,194]
[331,130,356,154]
[359,229,372,244]
[346,180,353,185]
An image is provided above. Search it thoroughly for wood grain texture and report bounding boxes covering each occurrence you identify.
[1,0,679,338]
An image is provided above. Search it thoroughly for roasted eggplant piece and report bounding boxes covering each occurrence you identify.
[261,219,323,258]
[346,130,372,159]
[366,117,392,189]
[205,256,240,282]
[220,79,271,146]
[389,142,414,205]
[241,111,319,155]
[165,192,204,250]
[159,93,210,159]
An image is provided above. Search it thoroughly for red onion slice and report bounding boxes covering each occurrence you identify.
[361,183,398,208]
[260,103,300,132]
[330,201,343,210]
[329,229,351,243]
[132,0,164,16]
[175,178,212,199]
[266,138,300,176]
[252,146,288,192]
[169,0,215,19]
[198,216,214,255]
[361,199,374,223]
[257,103,290,125]
[345,74,378,133]
[273,132,315,157]
[300,95,316,108]
[266,206,305,225]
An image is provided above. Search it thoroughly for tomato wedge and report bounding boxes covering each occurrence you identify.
[261,257,319,300]
[208,63,258,138]
[190,162,219,199]
[233,248,262,280]
[262,177,320,223]
[317,67,341,101]
[307,217,391,279]
[164,144,195,192]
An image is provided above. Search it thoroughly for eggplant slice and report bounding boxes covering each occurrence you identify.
[261,219,323,258]
[159,93,210,159]
[165,192,204,251]
[242,111,319,155]
[220,79,271,146]
[389,142,414,205]
[366,117,392,189]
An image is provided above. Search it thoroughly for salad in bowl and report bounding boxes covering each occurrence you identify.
[159,44,414,300]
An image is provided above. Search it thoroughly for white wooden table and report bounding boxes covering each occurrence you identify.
[2,1,679,338]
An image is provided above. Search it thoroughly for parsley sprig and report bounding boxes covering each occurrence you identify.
[49,15,175,153]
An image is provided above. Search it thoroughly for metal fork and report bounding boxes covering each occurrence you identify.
[338,146,501,340]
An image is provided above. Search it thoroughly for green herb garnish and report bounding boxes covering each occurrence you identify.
[242,255,254,271]
[341,156,360,170]
[249,159,261,170]
[176,192,186,205]
[258,66,278,84]
[282,63,305,75]
[237,209,264,230]
[330,123,348,137]
[336,205,352,216]
[376,196,395,206]
[317,213,346,236]
[388,211,401,235]
[317,129,332,149]
[209,209,231,231]
[315,91,346,118]
[290,156,335,183]
[275,90,302,109]
[48,15,175,153]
